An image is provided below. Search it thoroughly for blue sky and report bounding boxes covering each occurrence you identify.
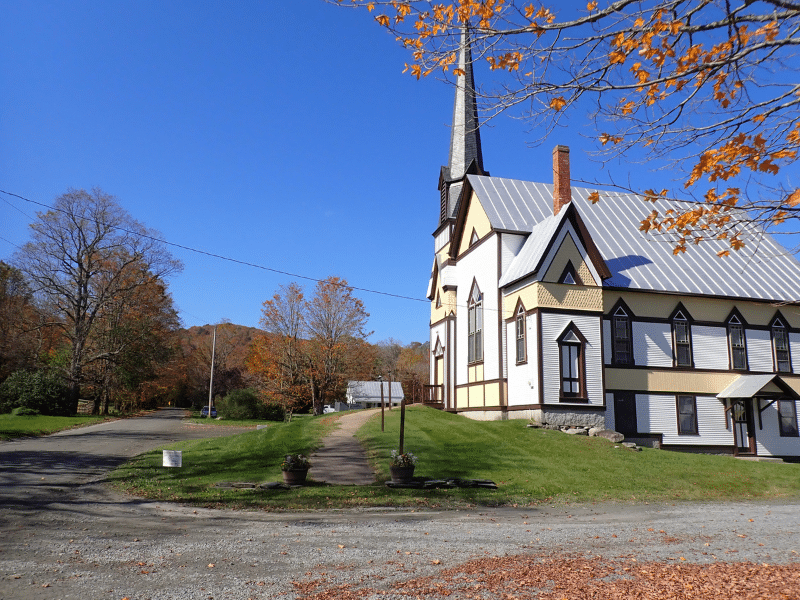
[1,0,762,345]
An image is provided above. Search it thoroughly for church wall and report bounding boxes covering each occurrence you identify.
[540,312,603,406]
[455,233,500,386]
[690,325,729,370]
[605,368,738,395]
[755,401,800,457]
[631,321,672,367]
[506,312,539,407]
[635,394,732,446]
[746,329,773,372]
[603,290,800,329]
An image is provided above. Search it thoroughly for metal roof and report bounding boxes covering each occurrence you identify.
[498,208,568,287]
[468,174,800,302]
[716,374,800,399]
[346,381,404,402]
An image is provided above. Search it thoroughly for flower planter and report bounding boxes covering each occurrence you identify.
[282,469,309,485]
[390,465,415,483]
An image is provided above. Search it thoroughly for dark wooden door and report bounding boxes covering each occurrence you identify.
[614,391,638,435]
[731,399,756,455]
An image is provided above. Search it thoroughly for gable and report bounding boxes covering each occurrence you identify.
[542,232,597,286]
[457,191,493,256]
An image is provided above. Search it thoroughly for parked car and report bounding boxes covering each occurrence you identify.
[323,405,335,414]
[200,406,217,418]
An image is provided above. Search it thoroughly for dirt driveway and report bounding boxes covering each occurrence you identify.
[1,409,798,599]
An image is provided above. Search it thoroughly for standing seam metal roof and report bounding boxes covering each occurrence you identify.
[467,174,800,302]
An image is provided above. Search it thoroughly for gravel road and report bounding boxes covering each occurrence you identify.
[1,409,799,600]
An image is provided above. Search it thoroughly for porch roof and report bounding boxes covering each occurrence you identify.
[716,374,800,399]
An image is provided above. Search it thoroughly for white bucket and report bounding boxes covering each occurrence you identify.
[163,450,182,467]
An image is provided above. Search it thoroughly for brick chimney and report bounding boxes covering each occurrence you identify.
[552,145,571,215]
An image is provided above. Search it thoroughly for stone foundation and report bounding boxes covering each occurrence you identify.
[456,406,606,429]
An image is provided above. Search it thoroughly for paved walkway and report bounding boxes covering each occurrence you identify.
[309,408,379,485]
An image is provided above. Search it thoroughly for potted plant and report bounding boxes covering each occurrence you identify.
[389,450,417,483]
[281,453,310,485]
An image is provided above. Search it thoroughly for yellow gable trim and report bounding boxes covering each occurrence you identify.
[542,232,597,286]
[458,192,492,256]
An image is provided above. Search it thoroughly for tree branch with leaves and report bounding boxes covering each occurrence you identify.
[334,0,800,253]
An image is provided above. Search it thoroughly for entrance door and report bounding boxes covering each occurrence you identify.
[731,399,756,455]
[613,391,638,435]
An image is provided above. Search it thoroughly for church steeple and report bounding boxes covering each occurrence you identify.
[438,27,486,226]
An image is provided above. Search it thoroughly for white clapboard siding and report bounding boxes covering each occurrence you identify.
[455,242,499,383]
[636,394,732,445]
[500,233,526,274]
[435,227,450,253]
[541,313,603,405]
[756,400,800,457]
[605,392,615,430]
[691,325,729,370]
[506,315,539,406]
[791,333,800,373]
[603,319,611,365]
[746,328,773,372]
[632,322,673,367]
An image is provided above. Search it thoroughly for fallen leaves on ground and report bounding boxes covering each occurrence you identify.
[292,553,800,600]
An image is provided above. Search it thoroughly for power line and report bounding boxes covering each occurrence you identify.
[0,188,430,305]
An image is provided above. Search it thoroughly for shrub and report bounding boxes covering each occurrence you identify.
[12,406,41,416]
[0,369,71,415]
[216,389,287,421]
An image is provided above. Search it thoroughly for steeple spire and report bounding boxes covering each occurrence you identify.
[448,27,484,179]
[438,27,485,225]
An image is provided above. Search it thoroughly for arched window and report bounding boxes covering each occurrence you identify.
[727,312,748,370]
[467,283,483,363]
[772,317,791,373]
[612,305,632,365]
[558,324,586,400]
[672,310,692,367]
[515,303,526,364]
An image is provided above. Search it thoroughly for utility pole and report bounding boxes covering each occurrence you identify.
[207,325,216,418]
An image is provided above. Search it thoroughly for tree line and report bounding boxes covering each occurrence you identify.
[0,188,428,417]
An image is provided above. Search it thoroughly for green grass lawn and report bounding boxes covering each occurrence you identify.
[0,413,112,440]
[108,405,800,510]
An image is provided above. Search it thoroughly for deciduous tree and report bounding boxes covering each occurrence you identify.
[336,0,800,253]
[13,188,182,412]
[251,277,371,415]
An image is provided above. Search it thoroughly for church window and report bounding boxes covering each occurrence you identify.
[558,324,585,400]
[515,304,526,364]
[727,314,748,370]
[772,318,791,373]
[677,395,699,435]
[558,261,581,285]
[672,311,692,367]
[469,229,479,247]
[612,306,632,365]
[467,283,483,363]
[435,291,442,309]
[778,400,799,437]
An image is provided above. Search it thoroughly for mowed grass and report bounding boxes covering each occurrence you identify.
[109,405,800,510]
[0,413,111,440]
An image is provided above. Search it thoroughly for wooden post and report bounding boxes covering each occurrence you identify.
[380,380,385,432]
[399,397,406,455]
[388,380,392,410]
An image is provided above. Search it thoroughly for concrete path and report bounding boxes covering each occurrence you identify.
[309,408,378,485]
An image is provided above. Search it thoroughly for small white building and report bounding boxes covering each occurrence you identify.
[346,381,404,408]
